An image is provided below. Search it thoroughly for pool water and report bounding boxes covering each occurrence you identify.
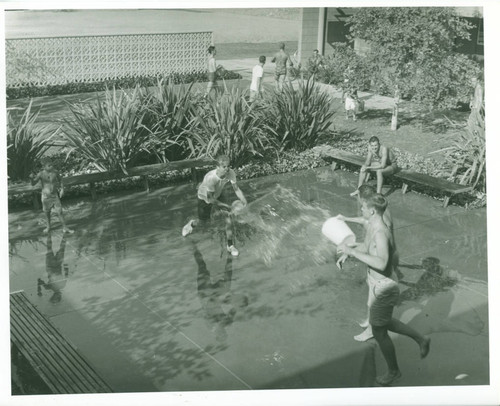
[8,166,489,392]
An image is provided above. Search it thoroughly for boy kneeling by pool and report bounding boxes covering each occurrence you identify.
[182,155,247,257]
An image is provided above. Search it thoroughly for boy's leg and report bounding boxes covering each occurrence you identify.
[372,324,402,385]
[44,210,51,233]
[225,215,239,257]
[386,318,430,359]
[376,165,396,194]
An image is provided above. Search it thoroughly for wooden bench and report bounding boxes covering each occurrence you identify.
[315,146,473,208]
[10,291,112,394]
[8,157,216,208]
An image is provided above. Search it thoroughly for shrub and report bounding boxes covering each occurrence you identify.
[187,87,274,168]
[263,78,336,152]
[140,79,198,163]
[436,103,486,192]
[7,71,242,100]
[7,101,58,181]
[61,86,153,174]
[314,43,371,90]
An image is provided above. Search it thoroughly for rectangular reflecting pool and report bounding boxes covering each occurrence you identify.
[8,167,489,395]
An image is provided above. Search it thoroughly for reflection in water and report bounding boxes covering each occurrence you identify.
[193,242,248,342]
[37,233,68,304]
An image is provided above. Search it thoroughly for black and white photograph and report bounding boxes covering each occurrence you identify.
[1,1,499,405]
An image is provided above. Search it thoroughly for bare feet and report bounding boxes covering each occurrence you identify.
[354,326,373,342]
[63,228,74,234]
[358,319,369,328]
[420,336,431,359]
[350,190,359,197]
[43,227,50,234]
[376,370,402,386]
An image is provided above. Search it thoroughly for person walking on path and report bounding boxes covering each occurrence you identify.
[351,136,398,196]
[338,194,430,386]
[271,42,293,92]
[205,45,221,97]
[182,155,247,257]
[250,55,266,102]
[30,156,73,234]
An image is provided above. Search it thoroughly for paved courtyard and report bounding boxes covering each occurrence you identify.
[8,166,489,394]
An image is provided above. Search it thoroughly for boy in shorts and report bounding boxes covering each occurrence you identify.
[337,184,403,342]
[338,194,430,386]
[351,136,398,196]
[182,155,247,257]
[30,157,73,234]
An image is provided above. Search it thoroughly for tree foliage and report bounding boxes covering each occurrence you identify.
[347,7,482,109]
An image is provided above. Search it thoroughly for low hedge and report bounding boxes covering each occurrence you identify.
[7,70,242,100]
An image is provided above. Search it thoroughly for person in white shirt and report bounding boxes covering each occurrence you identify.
[182,155,247,257]
[250,55,266,102]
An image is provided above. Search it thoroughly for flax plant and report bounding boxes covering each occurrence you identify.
[141,79,196,162]
[61,86,152,174]
[7,100,58,181]
[187,88,274,168]
[264,78,335,152]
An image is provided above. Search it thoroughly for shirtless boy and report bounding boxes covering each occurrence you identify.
[337,184,402,342]
[182,155,247,257]
[31,157,73,234]
[338,194,430,386]
[351,136,398,195]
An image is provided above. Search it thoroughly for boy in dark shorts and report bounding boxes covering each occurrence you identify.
[30,157,73,234]
[182,155,247,257]
[338,194,430,386]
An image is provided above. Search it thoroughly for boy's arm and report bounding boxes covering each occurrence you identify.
[205,191,231,209]
[231,183,247,205]
[337,214,367,226]
[30,172,41,186]
[340,231,389,273]
[56,172,64,197]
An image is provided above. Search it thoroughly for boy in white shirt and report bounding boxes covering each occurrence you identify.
[182,155,247,257]
[250,56,266,102]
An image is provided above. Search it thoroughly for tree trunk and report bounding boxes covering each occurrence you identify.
[391,88,401,131]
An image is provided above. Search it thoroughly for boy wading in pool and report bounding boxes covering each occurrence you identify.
[30,157,73,234]
[182,155,247,257]
[351,136,398,196]
[337,184,403,342]
[338,194,430,386]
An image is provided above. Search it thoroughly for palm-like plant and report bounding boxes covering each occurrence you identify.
[187,88,274,168]
[7,100,58,181]
[264,78,336,152]
[141,79,197,162]
[434,102,486,192]
[61,86,152,174]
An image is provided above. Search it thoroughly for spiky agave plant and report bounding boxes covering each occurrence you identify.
[264,78,336,152]
[61,86,153,174]
[7,100,58,181]
[434,102,485,192]
[140,79,197,163]
[187,87,274,168]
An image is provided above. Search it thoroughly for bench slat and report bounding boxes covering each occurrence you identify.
[10,292,112,393]
[10,294,106,393]
[395,171,473,194]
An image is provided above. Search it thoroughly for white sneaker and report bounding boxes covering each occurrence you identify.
[227,245,239,257]
[182,220,194,237]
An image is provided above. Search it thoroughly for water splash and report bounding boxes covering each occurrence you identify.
[234,185,335,267]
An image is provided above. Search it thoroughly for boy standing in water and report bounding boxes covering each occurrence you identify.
[337,184,403,342]
[31,157,73,234]
[182,155,247,257]
[351,136,398,196]
[338,194,430,386]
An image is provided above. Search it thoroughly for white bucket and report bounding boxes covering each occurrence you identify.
[322,217,356,246]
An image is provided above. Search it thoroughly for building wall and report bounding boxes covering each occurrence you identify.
[299,8,320,65]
